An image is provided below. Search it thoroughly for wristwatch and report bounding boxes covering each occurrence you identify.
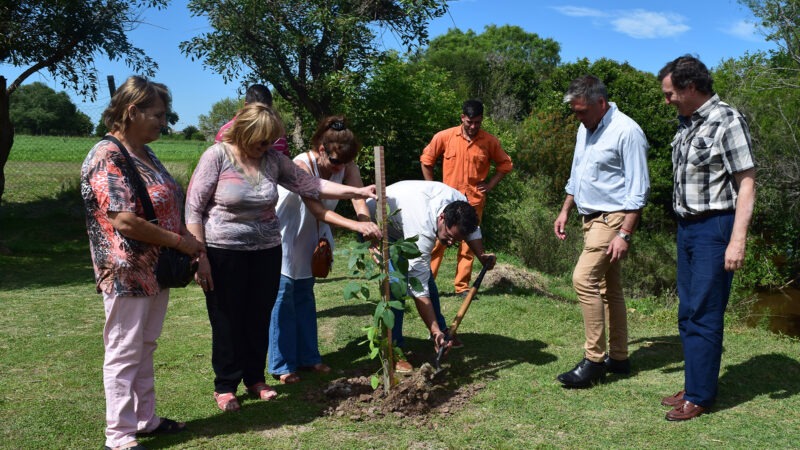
[617,231,632,242]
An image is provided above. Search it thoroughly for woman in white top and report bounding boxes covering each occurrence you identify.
[269,116,377,384]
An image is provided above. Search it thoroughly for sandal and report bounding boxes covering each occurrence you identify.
[246,382,278,400]
[272,373,301,384]
[213,392,240,412]
[300,363,331,373]
[138,417,186,436]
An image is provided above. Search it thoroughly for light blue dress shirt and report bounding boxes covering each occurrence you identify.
[565,102,650,215]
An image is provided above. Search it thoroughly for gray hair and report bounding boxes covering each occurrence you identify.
[563,75,608,104]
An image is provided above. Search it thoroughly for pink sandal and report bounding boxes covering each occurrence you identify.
[246,382,278,400]
[214,392,240,412]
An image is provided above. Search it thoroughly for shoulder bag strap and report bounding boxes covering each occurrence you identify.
[305,151,323,239]
[103,134,158,224]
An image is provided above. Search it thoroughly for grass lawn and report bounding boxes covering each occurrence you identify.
[1,198,799,449]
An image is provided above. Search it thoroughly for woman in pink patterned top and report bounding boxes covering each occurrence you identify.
[185,102,376,412]
[81,76,205,450]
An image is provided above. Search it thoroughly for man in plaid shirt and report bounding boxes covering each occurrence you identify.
[657,55,756,421]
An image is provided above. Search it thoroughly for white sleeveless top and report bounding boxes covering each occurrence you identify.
[276,152,345,279]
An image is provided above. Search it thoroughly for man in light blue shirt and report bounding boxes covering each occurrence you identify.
[553,75,650,388]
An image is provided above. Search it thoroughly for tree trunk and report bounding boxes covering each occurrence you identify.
[291,113,305,151]
[0,76,14,205]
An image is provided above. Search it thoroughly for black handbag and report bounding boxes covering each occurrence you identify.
[105,135,198,288]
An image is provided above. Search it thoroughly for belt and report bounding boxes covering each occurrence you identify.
[679,209,735,222]
[581,211,606,222]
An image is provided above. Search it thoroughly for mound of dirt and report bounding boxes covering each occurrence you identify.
[317,363,485,422]
[482,263,560,299]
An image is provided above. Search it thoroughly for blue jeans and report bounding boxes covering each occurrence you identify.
[676,211,735,407]
[390,264,447,348]
[268,276,322,375]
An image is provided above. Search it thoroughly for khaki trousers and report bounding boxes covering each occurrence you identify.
[572,212,628,362]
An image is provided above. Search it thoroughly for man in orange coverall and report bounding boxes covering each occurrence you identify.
[421,99,513,299]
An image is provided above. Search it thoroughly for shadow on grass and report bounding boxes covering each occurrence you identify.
[715,353,800,411]
[327,332,557,385]
[316,302,374,318]
[600,335,684,386]
[0,194,95,290]
[142,332,557,448]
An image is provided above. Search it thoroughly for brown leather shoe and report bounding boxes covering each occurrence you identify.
[661,389,686,407]
[665,400,706,421]
[395,360,413,373]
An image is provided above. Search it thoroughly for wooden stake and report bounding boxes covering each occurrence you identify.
[374,145,395,387]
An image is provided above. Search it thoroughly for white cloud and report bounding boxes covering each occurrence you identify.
[723,19,762,42]
[551,6,607,18]
[611,10,690,39]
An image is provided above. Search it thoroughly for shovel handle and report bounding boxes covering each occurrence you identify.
[448,263,490,336]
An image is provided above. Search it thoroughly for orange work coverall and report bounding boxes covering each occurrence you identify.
[420,125,513,293]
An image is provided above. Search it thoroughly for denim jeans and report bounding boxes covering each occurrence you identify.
[676,211,735,407]
[390,264,447,348]
[268,275,322,375]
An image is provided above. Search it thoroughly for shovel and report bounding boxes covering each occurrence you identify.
[433,261,492,376]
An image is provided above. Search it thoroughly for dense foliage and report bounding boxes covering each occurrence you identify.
[415,25,561,121]
[9,82,93,136]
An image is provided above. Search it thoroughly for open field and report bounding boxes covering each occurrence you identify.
[0,197,798,449]
[3,135,206,203]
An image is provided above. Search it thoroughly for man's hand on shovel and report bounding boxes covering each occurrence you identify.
[432,330,452,356]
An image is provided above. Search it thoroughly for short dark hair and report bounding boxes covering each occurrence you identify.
[563,75,608,104]
[245,84,273,105]
[442,201,479,236]
[462,99,484,118]
[657,55,714,95]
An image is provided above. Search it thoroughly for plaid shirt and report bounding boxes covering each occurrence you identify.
[671,94,755,217]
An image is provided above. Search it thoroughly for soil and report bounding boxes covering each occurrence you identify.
[312,363,486,423]
[308,263,547,422]
[482,262,563,300]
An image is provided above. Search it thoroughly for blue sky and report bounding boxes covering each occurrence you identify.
[3,0,778,131]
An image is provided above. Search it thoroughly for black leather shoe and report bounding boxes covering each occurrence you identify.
[604,355,631,374]
[557,358,606,388]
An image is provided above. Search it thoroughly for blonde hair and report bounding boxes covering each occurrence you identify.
[223,102,285,151]
[102,76,171,134]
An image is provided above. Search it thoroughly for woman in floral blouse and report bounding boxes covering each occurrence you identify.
[81,76,204,450]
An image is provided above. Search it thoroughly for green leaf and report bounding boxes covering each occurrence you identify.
[343,281,363,300]
[390,279,406,299]
[388,300,404,310]
[409,276,423,292]
[369,347,379,359]
[370,375,381,389]
[381,307,395,329]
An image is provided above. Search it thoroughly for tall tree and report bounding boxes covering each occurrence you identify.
[0,0,168,203]
[416,25,561,121]
[197,97,242,141]
[180,0,448,148]
[740,0,799,67]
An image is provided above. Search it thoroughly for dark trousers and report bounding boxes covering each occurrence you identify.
[676,212,735,407]
[205,246,282,393]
